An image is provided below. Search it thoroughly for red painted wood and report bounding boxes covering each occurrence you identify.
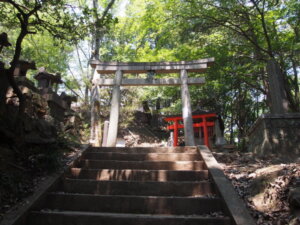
[164,113,216,147]
[164,113,217,122]
[174,120,178,147]
[203,118,209,148]
[167,122,214,130]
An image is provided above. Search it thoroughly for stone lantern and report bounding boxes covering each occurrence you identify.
[13,60,36,77]
[34,68,62,94]
[60,92,77,109]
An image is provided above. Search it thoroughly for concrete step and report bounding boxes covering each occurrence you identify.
[61,179,215,196]
[21,146,240,225]
[82,152,201,161]
[87,146,198,154]
[29,211,231,225]
[67,168,209,181]
[77,160,205,170]
[45,193,222,215]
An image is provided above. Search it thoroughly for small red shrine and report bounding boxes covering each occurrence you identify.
[164,111,217,147]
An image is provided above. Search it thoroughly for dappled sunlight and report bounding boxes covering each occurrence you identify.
[68,167,210,182]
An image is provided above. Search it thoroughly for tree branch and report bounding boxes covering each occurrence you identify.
[5,0,25,16]
[100,0,116,21]
[250,0,274,57]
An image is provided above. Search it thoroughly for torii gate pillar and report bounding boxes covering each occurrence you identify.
[106,69,123,147]
[180,69,195,146]
[91,58,214,147]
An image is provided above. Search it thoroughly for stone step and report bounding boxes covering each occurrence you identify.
[45,193,223,215]
[82,152,201,161]
[29,211,231,225]
[87,146,198,154]
[61,179,215,196]
[77,160,205,170]
[67,168,209,181]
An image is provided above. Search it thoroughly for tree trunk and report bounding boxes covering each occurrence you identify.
[266,59,290,114]
[229,115,234,144]
[292,60,299,111]
[85,84,90,104]
[88,0,117,144]
[156,97,161,111]
[0,66,9,116]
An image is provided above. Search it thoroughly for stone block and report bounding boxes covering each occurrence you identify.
[247,113,300,158]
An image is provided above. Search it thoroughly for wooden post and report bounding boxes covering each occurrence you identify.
[203,117,209,148]
[180,69,195,146]
[106,69,123,147]
[174,120,179,146]
[102,120,109,147]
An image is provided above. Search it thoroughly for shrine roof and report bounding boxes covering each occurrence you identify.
[34,72,62,83]
[17,60,36,70]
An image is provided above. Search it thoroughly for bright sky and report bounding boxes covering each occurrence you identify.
[65,0,130,99]
[115,0,129,17]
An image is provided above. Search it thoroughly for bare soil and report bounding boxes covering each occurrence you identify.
[213,151,300,225]
[0,144,81,222]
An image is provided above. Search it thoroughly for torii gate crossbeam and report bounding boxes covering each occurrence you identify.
[90,58,214,147]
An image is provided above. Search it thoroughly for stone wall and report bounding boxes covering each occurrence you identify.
[5,77,77,144]
[247,114,300,158]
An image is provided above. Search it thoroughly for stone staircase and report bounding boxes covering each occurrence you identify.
[27,147,233,225]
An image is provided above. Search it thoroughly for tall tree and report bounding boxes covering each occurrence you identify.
[0,0,90,137]
[167,0,300,112]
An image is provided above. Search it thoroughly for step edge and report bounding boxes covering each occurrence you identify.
[69,168,209,172]
[84,152,200,155]
[47,192,220,200]
[63,178,213,184]
[30,210,231,220]
[79,160,204,163]
[198,145,256,225]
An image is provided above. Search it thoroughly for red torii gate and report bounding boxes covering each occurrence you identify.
[164,113,217,147]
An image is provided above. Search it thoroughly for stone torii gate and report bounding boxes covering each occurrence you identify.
[90,58,214,147]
